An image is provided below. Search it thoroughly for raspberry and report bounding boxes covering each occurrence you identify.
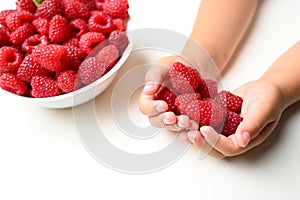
[69,18,88,38]
[49,15,72,43]
[185,100,225,127]
[78,56,106,85]
[155,86,177,112]
[215,90,243,113]
[32,44,70,72]
[221,111,243,136]
[17,55,52,82]
[63,37,80,47]
[57,70,80,93]
[112,18,126,31]
[64,45,86,70]
[0,72,28,96]
[0,10,15,27]
[94,0,105,11]
[79,32,106,54]
[197,78,218,99]
[108,30,129,54]
[35,0,62,20]
[77,0,96,10]
[31,76,61,98]
[16,0,37,13]
[10,23,35,46]
[169,62,203,94]
[0,27,11,47]
[0,46,23,73]
[88,12,114,35]
[22,34,50,54]
[5,10,34,31]
[96,44,119,72]
[174,93,201,115]
[32,18,49,36]
[103,0,129,19]
[61,0,90,21]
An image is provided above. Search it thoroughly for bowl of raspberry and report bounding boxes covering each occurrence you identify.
[0,0,132,108]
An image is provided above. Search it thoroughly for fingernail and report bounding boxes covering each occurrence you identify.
[187,131,198,144]
[163,117,173,124]
[241,131,250,147]
[200,126,208,138]
[143,82,155,92]
[155,104,166,113]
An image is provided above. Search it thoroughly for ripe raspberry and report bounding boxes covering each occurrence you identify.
[197,78,218,99]
[32,18,50,36]
[16,0,37,13]
[77,0,96,10]
[32,44,70,72]
[185,100,225,127]
[112,18,126,31]
[57,70,80,93]
[94,0,105,11]
[88,12,114,35]
[49,15,72,43]
[79,32,106,54]
[169,62,203,94]
[0,10,14,27]
[0,46,23,73]
[69,18,88,38]
[96,44,119,72]
[103,0,129,19]
[22,34,50,54]
[17,55,52,82]
[174,93,201,115]
[10,23,35,46]
[108,30,129,54]
[35,0,62,20]
[61,0,90,21]
[155,86,177,112]
[5,10,34,31]
[78,56,106,85]
[63,37,80,47]
[0,72,28,96]
[0,27,11,47]
[221,111,243,136]
[64,45,86,70]
[215,90,243,113]
[31,76,61,98]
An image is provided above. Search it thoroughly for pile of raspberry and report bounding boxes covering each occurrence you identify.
[0,0,130,98]
[155,62,243,136]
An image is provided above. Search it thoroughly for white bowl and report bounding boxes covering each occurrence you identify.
[0,40,133,109]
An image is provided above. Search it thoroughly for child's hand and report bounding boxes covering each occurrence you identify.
[184,79,286,158]
[139,56,199,132]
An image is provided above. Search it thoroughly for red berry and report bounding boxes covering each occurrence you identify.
[5,10,34,31]
[169,62,203,94]
[32,44,70,72]
[16,0,37,13]
[69,18,88,38]
[77,0,96,10]
[0,27,11,47]
[49,15,72,43]
[22,34,50,54]
[32,18,50,36]
[0,10,15,27]
[112,18,126,31]
[155,86,177,112]
[61,0,90,21]
[79,32,106,54]
[185,100,225,127]
[10,23,35,46]
[108,30,129,54]
[197,78,218,99]
[0,72,28,96]
[103,0,129,19]
[57,70,80,93]
[88,12,114,35]
[31,76,61,98]
[17,55,52,82]
[64,45,86,70]
[78,56,106,85]
[0,46,23,73]
[96,44,119,72]
[174,93,201,115]
[35,0,62,20]
[215,90,243,113]
[221,111,243,136]
[63,37,80,47]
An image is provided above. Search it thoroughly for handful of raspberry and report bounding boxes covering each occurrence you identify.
[0,0,129,98]
[155,62,243,136]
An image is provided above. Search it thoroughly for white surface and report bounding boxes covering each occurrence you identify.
[1,0,300,200]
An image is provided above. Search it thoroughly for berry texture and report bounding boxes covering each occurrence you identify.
[197,78,218,99]
[221,111,243,136]
[103,0,129,19]
[49,15,72,43]
[174,93,201,115]
[31,76,61,98]
[35,0,62,20]
[96,44,119,72]
[88,12,114,35]
[108,30,129,53]
[16,0,37,13]
[0,72,28,95]
[78,56,106,85]
[6,10,34,31]
[61,0,90,21]
[57,70,80,93]
[0,46,23,73]
[79,32,106,54]
[155,86,177,112]
[215,90,243,113]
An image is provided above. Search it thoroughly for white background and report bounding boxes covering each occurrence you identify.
[1,0,300,199]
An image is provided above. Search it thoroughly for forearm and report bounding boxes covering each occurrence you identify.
[189,0,259,70]
[261,41,300,107]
